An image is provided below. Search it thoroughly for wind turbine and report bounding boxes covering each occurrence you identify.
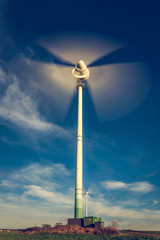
[72,60,89,218]
[85,191,89,217]
[13,32,151,219]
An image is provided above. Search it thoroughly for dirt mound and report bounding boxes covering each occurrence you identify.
[22,225,120,236]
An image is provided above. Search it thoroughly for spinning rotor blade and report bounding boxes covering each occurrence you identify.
[8,31,152,123]
[83,188,94,196]
[23,42,74,67]
[9,55,75,122]
[88,62,151,122]
[88,45,148,67]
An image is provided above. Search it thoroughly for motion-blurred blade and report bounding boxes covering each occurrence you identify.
[88,63,151,121]
[86,183,103,197]
[83,187,94,196]
[38,32,124,67]
[88,45,147,67]
[23,42,74,67]
[86,188,94,195]
[9,56,75,121]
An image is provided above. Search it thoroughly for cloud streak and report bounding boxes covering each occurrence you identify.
[3,162,71,188]
[24,185,72,205]
[102,180,154,193]
[0,72,70,137]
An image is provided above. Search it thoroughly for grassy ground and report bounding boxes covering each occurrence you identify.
[0,232,160,240]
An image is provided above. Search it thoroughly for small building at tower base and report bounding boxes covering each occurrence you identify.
[68,216,104,229]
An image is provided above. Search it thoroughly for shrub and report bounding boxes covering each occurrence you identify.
[102,227,120,235]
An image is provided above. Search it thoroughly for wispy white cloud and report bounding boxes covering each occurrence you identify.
[5,162,70,187]
[146,170,159,178]
[0,76,70,137]
[0,76,51,130]
[0,179,16,188]
[0,137,22,146]
[117,199,145,207]
[102,180,154,193]
[128,181,154,193]
[24,185,72,205]
[9,55,75,122]
[153,200,159,206]
[102,180,127,190]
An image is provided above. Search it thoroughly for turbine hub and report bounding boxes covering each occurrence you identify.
[72,60,89,90]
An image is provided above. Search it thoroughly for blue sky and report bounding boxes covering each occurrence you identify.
[0,0,160,230]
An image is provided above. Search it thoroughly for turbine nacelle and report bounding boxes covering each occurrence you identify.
[72,60,89,90]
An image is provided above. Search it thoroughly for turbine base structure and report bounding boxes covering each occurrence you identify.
[68,218,83,227]
[68,216,104,229]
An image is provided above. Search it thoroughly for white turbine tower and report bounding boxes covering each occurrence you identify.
[85,191,89,217]
[72,60,89,218]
